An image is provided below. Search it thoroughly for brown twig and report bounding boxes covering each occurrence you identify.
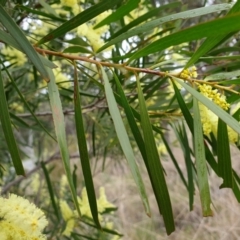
[1,152,80,194]
[34,46,240,95]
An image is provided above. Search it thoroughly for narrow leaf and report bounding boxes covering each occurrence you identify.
[112,72,148,170]
[0,69,25,176]
[94,0,140,28]
[193,95,212,216]
[172,80,193,132]
[98,3,233,52]
[0,29,56,68]
[47,66,81,217]
[112,72,175,225]
[136,77,175,235]
[233,171,240,202]
[204,70,240,81]
[160,132,188,190]
[186,0,240,68]
[101,66,150,216]
[108,2,181,40]
[37,0,123,45]
[1,62,56,141]
[73,61,101,228]
[181,123,195,211]
[63,46,93,54]
[16,5,65,22]
[0,5,50,81]
[41,161,60,220]
[172,79,219,176]
[217,118,233,188]
[38,0,58,17]
[128,13,240,62]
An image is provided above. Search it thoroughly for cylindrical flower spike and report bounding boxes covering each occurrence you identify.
[0,194,48,240]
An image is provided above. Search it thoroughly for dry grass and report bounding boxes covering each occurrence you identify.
[92,143,240,240]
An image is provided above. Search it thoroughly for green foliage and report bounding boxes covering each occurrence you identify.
[1,0,240,238]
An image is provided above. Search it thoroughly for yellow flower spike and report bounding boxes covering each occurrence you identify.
[59,200,76,237]
[60,0,78,7]
[0,194,48,240]
[76,10,112,51]
[198,84,239,143]
[60,175,68,198]
[180,66,198,79]
[97,187,116,213]
[1,47,27,67]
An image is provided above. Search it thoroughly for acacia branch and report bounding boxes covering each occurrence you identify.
[34,47,239,95]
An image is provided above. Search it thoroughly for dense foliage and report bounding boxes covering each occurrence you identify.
[1,0,240,238]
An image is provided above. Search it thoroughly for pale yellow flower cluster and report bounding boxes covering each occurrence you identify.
[198,84,230,110]
[97,187,116,213]
[1,47,27,66]
[59,184,116,237]
[33,0,84,39]
[77,10,112,51]
[179,66,198,79]
[32,21,56,39]
[0,194,48,240]
[59,200,76,236]
[124,0,148,25]
[198,84,238,143]
[53,67,72,89]
[38,62,72,89]
[9,102,24,113]
[157,143,167,155]
[60,0,84,15]
[60,0,78,7]
[59,174,68,198]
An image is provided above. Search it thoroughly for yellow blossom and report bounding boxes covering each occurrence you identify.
[105,221,113,230]
[32,21,56,38]
[124,1,148,25]
[97,187,116,213]
[1,47,27,66]
[59,200,76,237]
[60,175,68,198]
[31,173,41,194]
[0,194,48,240]
[53,66,72,89]
[198,84,230,110]
[60,0,78,7]
[77,11,112,51]
[111,236,121,240]
[179,66,198,79]
[77,188,93,219]
[9,102,24,113]
[157,143,167,155]
[198,84,238,143]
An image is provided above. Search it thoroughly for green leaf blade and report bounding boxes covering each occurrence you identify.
[108,2,181,40]
[98,3,233,53]
[94,0,140,29]
[217,118,233,188]
[0,70,25,176]
[193,96,212,216]
[136,78,175,235]
[73,62,101,228]
[101,66,151,217]
[37,0,123,46]
[128,13,240,62]
[0,5,50,81]
[41,161,60,220]
[47,66,81,217]
[186,0,240,68]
